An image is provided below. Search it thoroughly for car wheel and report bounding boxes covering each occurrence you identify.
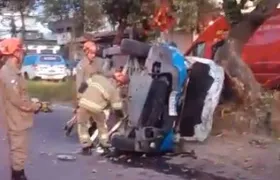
[24,72,29,80]
[120,39,151,58]
[61,77,67,82]
[111,135,135,152]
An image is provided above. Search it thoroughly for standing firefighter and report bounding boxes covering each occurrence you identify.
[0,38,42,180]
[76,41,128,155]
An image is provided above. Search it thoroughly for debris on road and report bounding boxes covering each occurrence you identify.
[97,160,107,163]
[57,154,77,161]
[249,139,270,149]
[96,147,105,154]
[39,151,47,155]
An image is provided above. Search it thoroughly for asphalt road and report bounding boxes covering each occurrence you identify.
[0,104,229,180]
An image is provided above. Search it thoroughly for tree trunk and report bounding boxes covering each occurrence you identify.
[216,0,280,104]
[212,0,280,134]
[78,0,85,36]
[19,4,26,43]
[113,20,127,45]
[10,16,16,37]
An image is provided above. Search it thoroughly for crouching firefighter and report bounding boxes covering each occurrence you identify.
[0,38,43,180]
[64,40,116,136]
[77,73,128,155]
[75,41,128,155]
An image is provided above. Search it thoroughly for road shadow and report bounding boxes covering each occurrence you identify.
[104,151,232,180]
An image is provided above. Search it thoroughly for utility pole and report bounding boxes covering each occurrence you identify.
[79,0,85,35]
[19,7,26,40]
[10,16,16,37]
[19,2,28,50]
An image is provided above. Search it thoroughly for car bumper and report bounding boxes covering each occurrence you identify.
[36,74,67,80]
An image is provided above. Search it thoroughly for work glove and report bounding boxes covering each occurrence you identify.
[31,98,42,114]
[40,102,53,112]
[31,98,52,113]
[113,72,129,86]
[34,102,42,114]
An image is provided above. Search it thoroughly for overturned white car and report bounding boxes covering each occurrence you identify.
[110,39,225,153]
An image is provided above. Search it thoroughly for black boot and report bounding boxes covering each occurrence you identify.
[12,169,27,180]
[81,147,92,156]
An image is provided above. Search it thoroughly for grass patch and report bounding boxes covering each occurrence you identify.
[27,79,76,102]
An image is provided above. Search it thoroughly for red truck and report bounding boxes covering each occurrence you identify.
[185,9,280,88]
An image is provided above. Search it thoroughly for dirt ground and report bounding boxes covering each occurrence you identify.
[171,131,280,180]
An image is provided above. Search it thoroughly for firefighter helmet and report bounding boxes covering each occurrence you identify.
[0,38,23,55]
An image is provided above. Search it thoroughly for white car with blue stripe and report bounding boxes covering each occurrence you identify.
[21,54,68,80]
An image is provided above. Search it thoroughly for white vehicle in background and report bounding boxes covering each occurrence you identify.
[21,54,68,81]
[65,60,79,77]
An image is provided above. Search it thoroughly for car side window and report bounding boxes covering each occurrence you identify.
[189,42,206,58]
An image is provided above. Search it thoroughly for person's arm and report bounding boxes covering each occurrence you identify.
[76,61,88,102]
[75,62,84,93]
[0,74,41,112]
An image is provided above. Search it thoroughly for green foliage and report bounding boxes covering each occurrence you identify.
[39,0,75,20]
[173,0,198,32]
[99,0,153,26]
[84,0,104,31]
[27,80,75,102]
[0,0,35,12]
[38,0,104,31]
[173,0,216,32]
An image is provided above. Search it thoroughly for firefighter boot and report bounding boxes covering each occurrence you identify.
[12,169,28,180]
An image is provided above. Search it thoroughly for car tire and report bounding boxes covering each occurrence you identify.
[61,77,67,82]
[24,72,29,80]
[120,39,151,58]
[111,135,135,152]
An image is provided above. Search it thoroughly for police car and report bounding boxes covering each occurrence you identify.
[21,54,68,81]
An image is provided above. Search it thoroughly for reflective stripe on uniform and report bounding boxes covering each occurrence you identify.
[111,101,123,110]
[86,79,110,99]
[104,109,110,120]
[79,98,104,112]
